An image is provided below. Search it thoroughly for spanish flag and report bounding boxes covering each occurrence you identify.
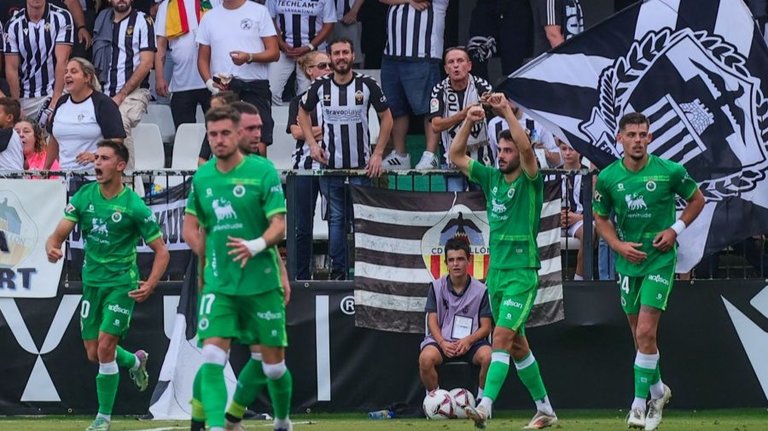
[165,0,212,39]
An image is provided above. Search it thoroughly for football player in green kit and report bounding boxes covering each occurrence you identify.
[452,94,557,430]
[593,112,704,430]
[182,105,292,431]
[46,140,170,431]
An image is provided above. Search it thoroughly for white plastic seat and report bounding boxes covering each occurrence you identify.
[142,103,176,143]
[172,123,206,169]
[560,236,582,251]
[132,123,165,170]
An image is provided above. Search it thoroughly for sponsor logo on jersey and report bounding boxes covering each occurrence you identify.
[430,98,439,113]
[212,198,237,221]
[491,198,506,214]
[617,183,625,191]
[108,303,130,315]
[503,298,524,309]
[256,310,283,321]
[648,274,669,286]
[625,193,648,210]
[91,218,109,236]
[65,203,75,214]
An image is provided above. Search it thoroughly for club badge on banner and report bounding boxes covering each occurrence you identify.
[0,179,67,298]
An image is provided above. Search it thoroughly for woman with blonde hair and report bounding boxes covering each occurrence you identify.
[287,50,332,280]
[14,118,60,171]
[45,57,126,171]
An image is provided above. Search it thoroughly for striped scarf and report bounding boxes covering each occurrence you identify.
[165,0,211,39]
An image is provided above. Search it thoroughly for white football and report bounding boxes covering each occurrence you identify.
[449,388,476,419]
[423,389,455,419]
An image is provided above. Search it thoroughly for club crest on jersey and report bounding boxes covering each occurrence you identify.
[420,210,490,280]
[646,180,657,192]
[355,90,364,103]
[126,26,134,37]
[580,27,768,203]
[44,23,51,32]
[111,212,122,223]
[233,184,245,198]
[507,188,516,199]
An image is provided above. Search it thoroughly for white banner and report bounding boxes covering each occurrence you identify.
[0,179,66,298]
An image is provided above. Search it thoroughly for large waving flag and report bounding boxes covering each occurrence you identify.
[503,0,768,272]
[352,183,563,334]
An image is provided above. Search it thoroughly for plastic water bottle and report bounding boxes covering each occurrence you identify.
[368,410,394,419]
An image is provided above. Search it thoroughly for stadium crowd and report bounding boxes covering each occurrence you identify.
[0,0,766,281]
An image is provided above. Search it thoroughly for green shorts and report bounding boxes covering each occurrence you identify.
[197,288,287,347]
[80,285,136,340]
[486,268,539,333]
[618,265,675,314]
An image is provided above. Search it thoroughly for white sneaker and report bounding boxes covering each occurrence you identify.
[627,408,646,429]
[464,405,488,429]
[414,151,438,169]
[523,410,558,429]
[382,150,411,170]
[645,385,672,431]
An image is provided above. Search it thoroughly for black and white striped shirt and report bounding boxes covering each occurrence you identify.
[383,0,448,61]
[334,0,355,19]
[561,166,587,214]
[301,72,389,169]
[95,9,156,97]
[289,92,325,170]
[268,0,336,49]
[4,4,74,98]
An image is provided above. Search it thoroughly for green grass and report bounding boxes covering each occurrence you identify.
[0,410,765,431]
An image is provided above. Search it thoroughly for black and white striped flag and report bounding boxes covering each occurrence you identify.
[352,183,564,334]
[503,0,768,272]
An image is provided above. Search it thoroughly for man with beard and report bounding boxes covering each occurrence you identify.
[593,112,704,430]
[297,37,392,280]
[450,94,558,430]
[46,140,169,431]
[183,106,292,431]
[4,0,74,121]
[93,0,156,170]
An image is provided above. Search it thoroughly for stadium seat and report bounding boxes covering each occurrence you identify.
[560,236,581,251]
[132,123,165,170]
[142,104,176,144]
[271,105,296,171]
[172,124,206,169]
[313,197,328,240]
[358,69,382,85]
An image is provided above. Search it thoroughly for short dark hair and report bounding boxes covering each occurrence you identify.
[498,129,514,143]
[205,105,241,125]
[444,237,470,260]
[229,101,260,117]
[0,97,21,123]
[443,46,471,63]
[97,139,130,164]
[328,37,354,53]
[618,112,650,132]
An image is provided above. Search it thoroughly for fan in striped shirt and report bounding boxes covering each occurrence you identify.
[266,0,337,105]
[92,0,157,170]
[531,0,584,56]
[4,0,74,122]
[297,37,393,280]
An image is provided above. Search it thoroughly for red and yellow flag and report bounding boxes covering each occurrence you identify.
[166,0,211,39]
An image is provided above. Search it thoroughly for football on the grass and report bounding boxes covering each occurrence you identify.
[449,388,476,419]
[423,389,454,419]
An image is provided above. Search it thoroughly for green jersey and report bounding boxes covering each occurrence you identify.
[64,183,162,288]
[186,156,286,296]
[593,155,698,276]
[468,159,543,270]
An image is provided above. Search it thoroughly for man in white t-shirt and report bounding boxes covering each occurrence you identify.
[154,0,210,128]
[196,0,279,148]
[0,98,26,170]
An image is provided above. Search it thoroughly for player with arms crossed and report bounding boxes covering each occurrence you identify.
[451,95,557,430]
[182,106,292,431]
[46,140,170,431]
[592,112,704,430]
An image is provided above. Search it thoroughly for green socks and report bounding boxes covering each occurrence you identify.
[229,357,268,417]
[634,352,659,399]
[115,346,137,370]
[191,368,205,422]
[200,363,227,428]
[515,352,548,401]
[96,361,120,415]
[483,349,511,401]
[267,367,293,420]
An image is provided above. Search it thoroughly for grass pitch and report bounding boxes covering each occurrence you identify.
[0,410,765,430]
